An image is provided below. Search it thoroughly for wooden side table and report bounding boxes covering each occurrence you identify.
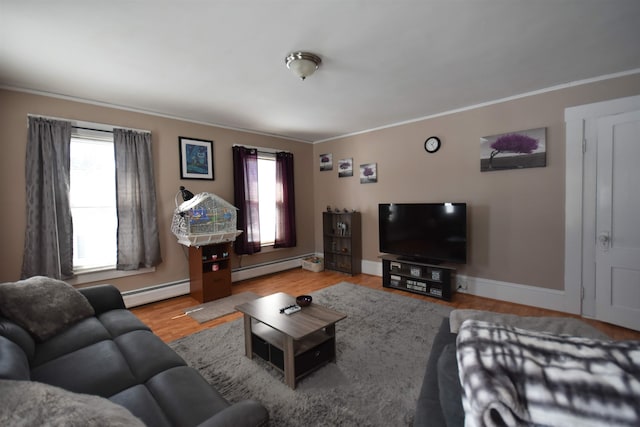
[188,242,232,303]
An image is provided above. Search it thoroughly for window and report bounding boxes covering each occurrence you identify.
[23,116,160,282]
[69,130,117,271]
[232,145,296,254]
[257,153,276,246]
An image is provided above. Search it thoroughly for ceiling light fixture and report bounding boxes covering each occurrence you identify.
[285,52,322,80]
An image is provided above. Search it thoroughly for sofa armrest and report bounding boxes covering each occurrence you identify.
[78,284,125,314]
[413,317,457,427]
[0,335,31,380]
[195,400,269,427]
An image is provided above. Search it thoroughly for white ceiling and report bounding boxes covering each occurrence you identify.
[2,1,640,143]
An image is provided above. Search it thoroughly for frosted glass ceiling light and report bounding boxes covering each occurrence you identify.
[285,52,321,80]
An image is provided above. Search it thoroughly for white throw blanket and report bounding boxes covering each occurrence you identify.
[456,319,640,427]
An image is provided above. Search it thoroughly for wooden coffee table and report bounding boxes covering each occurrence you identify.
[235,292,347,389]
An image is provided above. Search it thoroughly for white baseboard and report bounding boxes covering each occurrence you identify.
[363,260,574,315]
[362,259,383,277]
[454,274,574,314]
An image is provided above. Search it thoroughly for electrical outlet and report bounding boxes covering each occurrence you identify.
[456,276,468,292]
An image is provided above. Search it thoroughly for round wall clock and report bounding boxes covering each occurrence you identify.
[424,136,441,153]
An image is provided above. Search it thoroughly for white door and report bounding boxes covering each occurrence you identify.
[594,110,640,330]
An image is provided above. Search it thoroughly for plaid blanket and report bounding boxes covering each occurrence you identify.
[456,320,640,427]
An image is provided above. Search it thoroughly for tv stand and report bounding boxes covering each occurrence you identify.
[381,255,455,301]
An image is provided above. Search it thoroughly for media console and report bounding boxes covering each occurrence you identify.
[380,254,455,301]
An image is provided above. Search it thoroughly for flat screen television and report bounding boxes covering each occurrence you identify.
[378,203,467,264]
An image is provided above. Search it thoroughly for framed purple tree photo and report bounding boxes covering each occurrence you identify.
[480,127,546,172]
[319,153,333,171]
[360,162,377,183]
[338,158,353,177]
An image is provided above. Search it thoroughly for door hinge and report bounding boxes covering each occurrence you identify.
[581,286,585,301]
[582,138,587,153]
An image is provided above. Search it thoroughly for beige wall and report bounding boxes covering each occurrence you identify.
[2,73,640,294]
[313,73,640,291]
[0,89,315,291]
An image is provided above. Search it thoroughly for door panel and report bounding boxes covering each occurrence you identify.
[595,110,640,330]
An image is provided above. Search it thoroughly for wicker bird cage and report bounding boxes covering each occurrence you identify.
[171,192,242,247]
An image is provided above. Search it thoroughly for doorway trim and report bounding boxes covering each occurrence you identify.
[564,94,640,317]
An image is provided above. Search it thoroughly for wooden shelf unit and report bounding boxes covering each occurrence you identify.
[322,211,361,275]
[381,255,455,301]
[188,242,232,303]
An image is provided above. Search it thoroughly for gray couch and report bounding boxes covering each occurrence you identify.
[0,281,269,427]
[413,310,610,427]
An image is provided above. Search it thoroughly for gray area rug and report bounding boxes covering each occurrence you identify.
[170,282,452,426]
[186,292,261,323]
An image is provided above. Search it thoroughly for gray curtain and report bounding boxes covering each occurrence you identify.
[21,117,73,280]
[113,128,162,270]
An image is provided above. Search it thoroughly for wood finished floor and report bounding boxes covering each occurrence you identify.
[131,268,640,342]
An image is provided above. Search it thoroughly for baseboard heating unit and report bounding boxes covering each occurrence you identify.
[122,254,314,308]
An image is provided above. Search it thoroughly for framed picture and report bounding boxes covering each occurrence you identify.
[179,137,214,180]
[480,127,546,172]
[338,158,353,177]
[320,153,333,171]
[360,163,377,183]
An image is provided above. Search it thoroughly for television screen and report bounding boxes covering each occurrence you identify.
[378,203,467,264]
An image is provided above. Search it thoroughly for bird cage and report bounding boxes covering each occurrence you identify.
[171,192,243,247]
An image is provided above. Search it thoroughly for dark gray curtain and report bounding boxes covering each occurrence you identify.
[21,117,74,279]
[273,151,296,248]
[113,128,162,270]
[232,146,261,254]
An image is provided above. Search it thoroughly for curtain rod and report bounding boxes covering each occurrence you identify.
[73,125,113,134]
[27,113,151,134]
[233,144,291,154]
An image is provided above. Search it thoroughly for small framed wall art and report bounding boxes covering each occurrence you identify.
[179,136,214,180]
[360,162,377,184]
[338,158,353,177]
[320,153,333,171]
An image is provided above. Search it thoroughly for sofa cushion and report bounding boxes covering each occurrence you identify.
[109,384,173,427]
[32,317,111,367]
[98,309,151,337]
[0,379,145,427]
[0,276,94,341]
[197,400,271,427]
[115,329,186,382]
[31,340,137,397]
[147,366,231,427]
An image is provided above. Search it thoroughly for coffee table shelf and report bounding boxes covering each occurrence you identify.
[251,322,335,379]
[252,321,333,355]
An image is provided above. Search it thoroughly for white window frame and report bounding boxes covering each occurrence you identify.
[69,129,117,272]
[66,121,154,285]
[258,152,277,247]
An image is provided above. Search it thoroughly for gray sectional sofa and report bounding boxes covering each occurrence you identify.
[413,309,618,427]
[0,278,269,426]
